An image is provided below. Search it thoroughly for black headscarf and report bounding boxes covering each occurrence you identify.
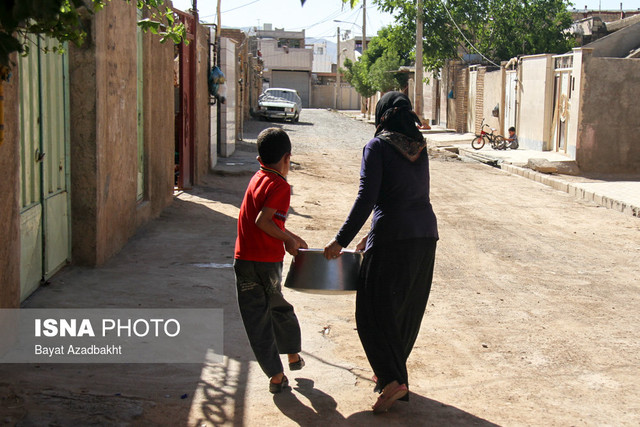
[374,91,424,142]
[374,91,426,162]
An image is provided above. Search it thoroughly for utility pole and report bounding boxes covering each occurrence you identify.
[414,0,424,121]
[362,0,367,52]
[362,0,368,116]
[335,27,340,110]
[216,0,221,38]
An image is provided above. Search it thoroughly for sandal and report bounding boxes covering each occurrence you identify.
[289,355,305,371]
[269,375,289,394]
[372,383,408,414]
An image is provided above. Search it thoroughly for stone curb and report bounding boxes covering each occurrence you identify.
[500,164,640,218]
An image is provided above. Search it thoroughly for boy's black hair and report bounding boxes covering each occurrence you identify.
[257,128,291,165]
[508,126,516,132]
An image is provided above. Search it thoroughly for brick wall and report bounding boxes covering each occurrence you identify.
[475,67,486,134]
[455,65,468,133]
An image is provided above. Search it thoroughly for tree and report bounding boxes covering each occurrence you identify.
[342,58,376,98]
[373,0,575,71]
[0,0,186,69]
[369,50,407,92]
[342,25,412,96]
[473,0,575,61]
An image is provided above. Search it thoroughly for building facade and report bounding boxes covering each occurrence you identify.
[0,2,212,307]
[252,24,313,107]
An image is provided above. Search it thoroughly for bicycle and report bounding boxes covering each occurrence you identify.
[471,119,506,150]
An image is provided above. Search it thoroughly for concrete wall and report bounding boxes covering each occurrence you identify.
[220,29,248,144]
[408,70,438,125]
[482,69,502,132]
[0,66,21,308]
[70,1,176,265]
[69,21,98,265]
[219,37,236,157]
[311,84,360,109]
[194,25,210,183]
[260,39,313,72]
[138,18,176,228]
[576,53,640,173]
[518,54,554,151]
[209,28,218,169]
[93,1,138,265]
[566,49,585,160]
[587,21,640,58]
[440,64,451,128]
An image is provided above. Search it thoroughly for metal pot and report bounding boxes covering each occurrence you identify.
[284,249,363,294]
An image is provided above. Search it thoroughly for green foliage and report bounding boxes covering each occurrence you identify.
[342,58,376,98]
[342,25,413,96]
[340,0,361,8]
[369,49,407,92]
[472,0,575,61]
[373,0,575,71]
[0,0,187,68]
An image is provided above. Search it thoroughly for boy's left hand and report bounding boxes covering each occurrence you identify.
[296,236,308,250]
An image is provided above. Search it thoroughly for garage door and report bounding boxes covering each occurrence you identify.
[271,70,310,107]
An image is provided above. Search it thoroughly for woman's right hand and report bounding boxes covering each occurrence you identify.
[323,239,343,260]
[355,234,368,252]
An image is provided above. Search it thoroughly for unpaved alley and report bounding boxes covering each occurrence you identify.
[1,109,639,426]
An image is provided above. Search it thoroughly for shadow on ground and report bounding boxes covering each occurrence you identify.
[0,179,260,425]
[273,377,498,426]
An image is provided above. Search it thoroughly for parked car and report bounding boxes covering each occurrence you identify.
[257,88,302,122]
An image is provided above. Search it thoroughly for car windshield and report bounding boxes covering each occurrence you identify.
[264,90,299,103]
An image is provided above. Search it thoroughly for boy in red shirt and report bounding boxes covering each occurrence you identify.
[234,127,307,393]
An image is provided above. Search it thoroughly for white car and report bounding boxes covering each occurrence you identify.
[258,88,302,122]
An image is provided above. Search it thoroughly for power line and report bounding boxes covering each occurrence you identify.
[223,0,262,14]
[289,5,362,32]
[438,0,499,67]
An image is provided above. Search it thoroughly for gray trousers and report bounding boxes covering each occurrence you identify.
[234,259,302,378]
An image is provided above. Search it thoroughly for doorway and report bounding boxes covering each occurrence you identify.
[19,37,71,301]
[174,9,196,189]
[504,70,517,136]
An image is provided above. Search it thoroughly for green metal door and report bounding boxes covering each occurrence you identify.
[19,36,71,301]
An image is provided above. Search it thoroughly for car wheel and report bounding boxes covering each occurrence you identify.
[293,114,299,123]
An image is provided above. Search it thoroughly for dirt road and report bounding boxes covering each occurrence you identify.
[2,109,639,426]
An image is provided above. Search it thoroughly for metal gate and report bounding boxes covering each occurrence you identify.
[504,70,517,135]
[174,9,196,189]
[271,70,310,108]
[467,67,477,133]
[552,54,573,154]
[19,37,71,301]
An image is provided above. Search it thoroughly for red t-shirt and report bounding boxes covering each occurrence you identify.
[235,169,290,262]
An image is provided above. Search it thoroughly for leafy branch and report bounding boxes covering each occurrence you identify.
[0,0,187,70]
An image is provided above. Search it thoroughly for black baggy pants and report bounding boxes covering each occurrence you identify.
[234,259,302,378]
[356,237,437,391]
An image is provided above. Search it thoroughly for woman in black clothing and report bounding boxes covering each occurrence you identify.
[324,91,438,413]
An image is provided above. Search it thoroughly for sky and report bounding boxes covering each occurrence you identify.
[171,0,640,42]
[171,0,394,41]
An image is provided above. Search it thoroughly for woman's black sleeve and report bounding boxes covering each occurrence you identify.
[335,140,382,247]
